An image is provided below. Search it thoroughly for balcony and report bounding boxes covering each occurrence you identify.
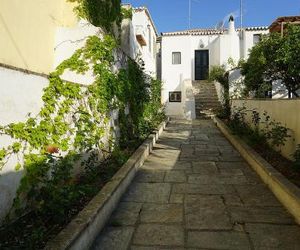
[135,25,147,46]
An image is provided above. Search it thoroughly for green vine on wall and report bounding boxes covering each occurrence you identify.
[68,0,122,33]
[0,34,164,221]
[121,7,133,20]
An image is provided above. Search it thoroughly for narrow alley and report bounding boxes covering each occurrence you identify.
[91,119,300,249]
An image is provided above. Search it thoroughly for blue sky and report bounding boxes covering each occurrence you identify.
[122,0,300,33]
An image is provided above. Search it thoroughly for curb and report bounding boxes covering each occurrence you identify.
[45,119,169,250]
[213,117,300,224]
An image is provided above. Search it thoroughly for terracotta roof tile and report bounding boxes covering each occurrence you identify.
[161,26,268,36]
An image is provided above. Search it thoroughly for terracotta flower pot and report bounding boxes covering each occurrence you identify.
[45,145,59,154]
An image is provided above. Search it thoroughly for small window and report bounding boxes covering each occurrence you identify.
[253,34,261,45]
[169,91,182,102]
[172,52,181,64]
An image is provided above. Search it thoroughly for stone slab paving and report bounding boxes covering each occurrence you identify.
[91,119,300,250]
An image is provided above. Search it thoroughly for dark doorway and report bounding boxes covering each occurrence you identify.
[195,50,209,80]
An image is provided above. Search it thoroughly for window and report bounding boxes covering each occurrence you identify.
[169,91,182,102]
[172,52,181,64]
[253,34,262,45]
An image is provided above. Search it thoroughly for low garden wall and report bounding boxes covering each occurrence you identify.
[232,99,300,160]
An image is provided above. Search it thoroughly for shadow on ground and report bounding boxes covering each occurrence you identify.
[91,119,300,250]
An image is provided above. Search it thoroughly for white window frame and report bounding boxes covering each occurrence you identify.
[172,52,181,65]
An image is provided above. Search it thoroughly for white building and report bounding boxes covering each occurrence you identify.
[121,5,158,77]
[160,16,268,118]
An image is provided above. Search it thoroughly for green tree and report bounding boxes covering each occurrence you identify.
[276,25,300,98]
[241,25,300,98]
[240,36,271,97]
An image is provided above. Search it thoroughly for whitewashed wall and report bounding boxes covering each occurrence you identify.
[161,35,191,117]
[241,29,269,59]
[214,81,225,105]
[190,35,220,79]
[161,32,239,118]
[219,31,240,67]
[121,19,135,59]
[160,23,272,118]
[54,20,101,85]
[272,80,289,99]
[182,80,196,120]
[272,80,300,99]
[228,68,245,99]
[0,67,49,223]
[132,10,157,77]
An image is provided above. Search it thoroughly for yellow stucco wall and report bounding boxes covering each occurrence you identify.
[232,99,300,160]
[0,0,77,74]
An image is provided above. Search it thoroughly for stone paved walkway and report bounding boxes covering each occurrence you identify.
[91,119,300,250]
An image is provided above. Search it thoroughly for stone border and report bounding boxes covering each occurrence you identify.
[213,117,300,224]
[45,119,169,250]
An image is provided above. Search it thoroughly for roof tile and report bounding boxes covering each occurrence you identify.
[162,26,268,36]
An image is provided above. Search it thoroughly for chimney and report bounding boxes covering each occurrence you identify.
[228,15,235,34]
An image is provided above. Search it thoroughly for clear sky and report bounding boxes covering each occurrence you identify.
[122,0,300,33]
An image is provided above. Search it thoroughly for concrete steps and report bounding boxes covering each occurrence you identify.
[192,81,221,119]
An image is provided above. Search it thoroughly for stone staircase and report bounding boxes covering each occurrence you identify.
[192,81,222,119]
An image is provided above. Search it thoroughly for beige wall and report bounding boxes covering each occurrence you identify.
[0,0,77,74]
[232,99,300,160]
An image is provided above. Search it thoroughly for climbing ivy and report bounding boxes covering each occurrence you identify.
[0,34,164,221]
[68,0,122,33]
[117,61,164,147]
[121,7,133,20]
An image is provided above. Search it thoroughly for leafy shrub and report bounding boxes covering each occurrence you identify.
[216,107,230,120]
[229,106,247,134]
[265,120,290,149]
[292,145,300,170]
[228,108,290,150]
[251,110,261,127]
[209,65,228,86]
[209,65,230,118]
